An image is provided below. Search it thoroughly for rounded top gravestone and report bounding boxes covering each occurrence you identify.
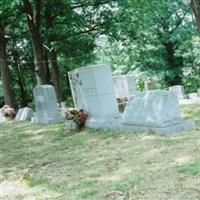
[33,85,62,124]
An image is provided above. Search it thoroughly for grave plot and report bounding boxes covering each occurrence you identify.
[68,65,195,134]
[121,90,195,134]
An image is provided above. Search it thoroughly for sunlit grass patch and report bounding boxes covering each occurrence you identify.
[177,159,200,175]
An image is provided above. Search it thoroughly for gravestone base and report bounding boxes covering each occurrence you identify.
[121,120,195,135]
[86,117,195,135]
[179,98,200,105]
[32,116,62,124]
[86,116,122,130]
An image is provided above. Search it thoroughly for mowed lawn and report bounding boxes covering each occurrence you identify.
[1,105,200,200]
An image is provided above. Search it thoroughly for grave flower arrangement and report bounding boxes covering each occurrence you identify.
[65,109,87,131]
[117,97,128,113]
[117,97,128,104]
[1,105,16,118]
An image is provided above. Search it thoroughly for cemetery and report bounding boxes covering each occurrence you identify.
[1,0,200,199]
[1,63,200,200]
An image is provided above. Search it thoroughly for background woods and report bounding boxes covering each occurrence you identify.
[0,0,200,108]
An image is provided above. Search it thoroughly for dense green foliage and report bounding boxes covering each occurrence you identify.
[0,0,199,107]
[96,0,200,90]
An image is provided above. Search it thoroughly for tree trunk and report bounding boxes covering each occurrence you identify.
[16,66,28,107]
[27,18,48,85]
[163,41,183,85]
[44,52,51,84]
[23,0,48,85]
[191,0,200,32]
[50,49,63,102]
[0,26,14,107]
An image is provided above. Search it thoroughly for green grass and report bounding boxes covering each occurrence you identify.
[178,159,200,175]
[1,104,200,200]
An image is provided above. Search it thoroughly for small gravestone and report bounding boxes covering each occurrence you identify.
[68,64,119,119]
[59,102,68,118]
[15,107,33,121]
[33,85,62,124]
[0,109,6,123]
[188,93,198,100]
[121,90,195,134]
[198,89,200,97]
[15,109,23,121]
[113,75,136,99]
[169,85,186,99]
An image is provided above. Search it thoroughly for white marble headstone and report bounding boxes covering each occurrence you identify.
[33,85,62,124]
[188,93,198,100]
[0,109,6,123]
[113,75,136,98]
[68,64,119,119]
[15,107,33,121]
[169,85,186,99]
[122,90,182,128]
[197,89,200,97]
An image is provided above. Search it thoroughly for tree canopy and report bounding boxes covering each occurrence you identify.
[0,0,199,107]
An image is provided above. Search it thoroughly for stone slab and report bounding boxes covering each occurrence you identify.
[86,117,195,135]
[122,90,181,128]
[179,98,200,105]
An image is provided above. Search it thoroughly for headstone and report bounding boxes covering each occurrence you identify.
[197,89,200,97]
[188,93,198,100]
[59,102,68,118]
[0,109,6,123]
[169,85,186,99]
[15,107,33,121]
[121,90,195,134]
[33,85,62,124]
[68,64,119,120]
[112,75,136,99]
[15,108,23,121]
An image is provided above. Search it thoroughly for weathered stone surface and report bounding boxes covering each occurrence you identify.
[33,85,62,124]
[15,109,23,121]
[0,109,6,123]
[113,75,136,98]
[68,64,119,119]
[169,85,186,99]
[15,107,33,121]
[122,90,181,127]
[120,90,195,134]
